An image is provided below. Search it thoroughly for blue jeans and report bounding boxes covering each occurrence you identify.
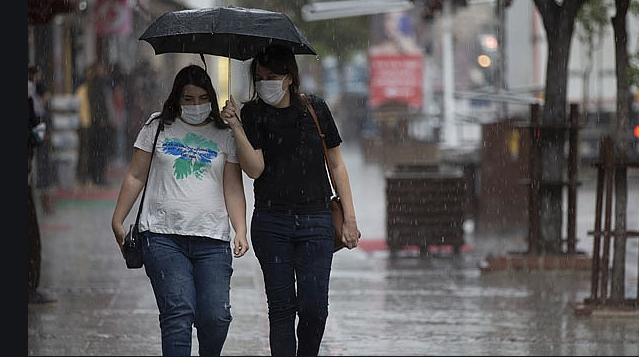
[251,208,334,356]
[141,233,233,356]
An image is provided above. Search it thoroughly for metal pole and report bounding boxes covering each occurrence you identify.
[528,104,540,255]
[496,0,507,118]
[567,104,579,253]
[601,136,614,302]
[441,0,456,147]
[590,152,604,302]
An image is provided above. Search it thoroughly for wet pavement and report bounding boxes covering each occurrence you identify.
[28,143,639,356]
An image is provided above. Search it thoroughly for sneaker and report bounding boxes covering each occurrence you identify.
[28,291,57,304]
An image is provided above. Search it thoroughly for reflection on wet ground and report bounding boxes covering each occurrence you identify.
[328,245,638,356]
[28,143,638,356]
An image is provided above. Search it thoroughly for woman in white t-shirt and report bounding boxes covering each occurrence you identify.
[111,65,248,356]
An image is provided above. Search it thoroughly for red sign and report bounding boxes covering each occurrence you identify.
[94,0,131,36]
[369,53,423,109]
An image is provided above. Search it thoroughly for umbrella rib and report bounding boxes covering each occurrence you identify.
[200,53,207,72]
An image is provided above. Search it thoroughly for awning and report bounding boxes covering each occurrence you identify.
[28,0,78,25]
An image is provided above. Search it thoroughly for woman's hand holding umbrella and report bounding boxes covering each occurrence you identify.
[221,95,241,127]
[221,95,265,179]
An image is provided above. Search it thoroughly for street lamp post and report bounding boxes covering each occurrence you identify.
[441,0,457,147]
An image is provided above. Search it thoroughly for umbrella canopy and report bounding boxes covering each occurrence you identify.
[139,6,317,61]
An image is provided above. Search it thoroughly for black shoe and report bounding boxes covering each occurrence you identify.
[29,291,57,304]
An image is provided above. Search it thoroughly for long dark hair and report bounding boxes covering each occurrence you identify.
[249,45,305,112]
[157,65,227,129]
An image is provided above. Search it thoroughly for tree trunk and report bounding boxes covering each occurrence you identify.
[581,42,594,120]
[610,0,630,304]
[539,36,569,254]
[533,0,586,254]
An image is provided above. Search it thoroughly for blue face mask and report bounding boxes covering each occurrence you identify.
[180,102,211,125]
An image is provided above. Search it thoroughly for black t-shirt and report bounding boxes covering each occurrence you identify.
[241,94,342,213]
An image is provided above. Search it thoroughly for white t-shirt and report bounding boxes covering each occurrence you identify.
[134,113,239,241]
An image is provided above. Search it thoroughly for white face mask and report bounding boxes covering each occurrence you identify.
[180,102,211,125]
[256,78,287,106]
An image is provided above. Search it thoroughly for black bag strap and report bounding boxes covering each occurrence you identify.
[302,94,339,198]
[134,120,162,230]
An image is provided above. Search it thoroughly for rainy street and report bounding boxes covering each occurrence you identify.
[28,143,639,356]
[28,1,639,355]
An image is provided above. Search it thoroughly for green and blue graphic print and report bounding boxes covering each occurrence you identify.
[162,133,219,179]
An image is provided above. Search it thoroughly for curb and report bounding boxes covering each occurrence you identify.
[479,253,592,272]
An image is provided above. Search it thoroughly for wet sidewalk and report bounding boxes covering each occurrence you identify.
[28,144,639,355]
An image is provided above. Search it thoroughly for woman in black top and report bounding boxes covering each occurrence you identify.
[222,44,361,356]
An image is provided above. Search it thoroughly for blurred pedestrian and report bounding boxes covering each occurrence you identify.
[75,66,92,186]
[87,61,113,186]
[28,65,55,304]
[30,65,56,213]
[125,61,159,160]
[221,44,361,356]
[111,64,249,356]
[108,63,128,165]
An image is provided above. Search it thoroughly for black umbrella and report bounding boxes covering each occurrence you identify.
[139,6,317,61]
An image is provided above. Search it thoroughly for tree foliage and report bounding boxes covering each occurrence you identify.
[627,0,639,90]
[576,0,639,90]
[576,0,609,44]
[575,0,610,115]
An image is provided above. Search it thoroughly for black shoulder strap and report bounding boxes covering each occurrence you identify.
[134,120,162,229]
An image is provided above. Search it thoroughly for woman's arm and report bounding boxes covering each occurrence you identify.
[111,148,152,255]
[223,161,249,257]
[327,145,361,249]
[221,95,264,179]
